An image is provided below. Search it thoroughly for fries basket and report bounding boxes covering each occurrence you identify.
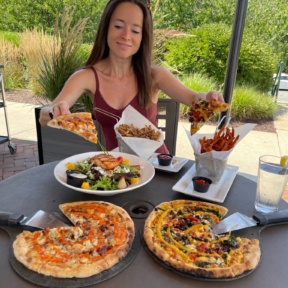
[116,137,138,156]
[194,154,228,183]
[114,105,164,160]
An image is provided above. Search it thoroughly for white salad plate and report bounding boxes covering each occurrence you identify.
[172,164,239,203]
[148,153,189,173]
[54,151,155,196]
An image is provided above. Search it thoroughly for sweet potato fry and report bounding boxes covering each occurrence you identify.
[198,127,239,153]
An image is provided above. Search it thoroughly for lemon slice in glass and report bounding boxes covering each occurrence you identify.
[280,156,288,166]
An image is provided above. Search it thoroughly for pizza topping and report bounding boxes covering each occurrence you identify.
[48,112,98,144]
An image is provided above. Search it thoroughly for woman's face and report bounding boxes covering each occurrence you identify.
[107,2,144,59]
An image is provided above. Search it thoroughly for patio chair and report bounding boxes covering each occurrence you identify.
[157,98,180,155]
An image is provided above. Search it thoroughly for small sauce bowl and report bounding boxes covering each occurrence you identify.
[192,176,212,193]
[66,170,87,187]
[157,153,173,166]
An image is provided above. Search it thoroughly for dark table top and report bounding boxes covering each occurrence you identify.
[1,160,288,288]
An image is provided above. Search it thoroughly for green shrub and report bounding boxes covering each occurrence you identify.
[0,31,20,46]
[0,37,25,88]
[164,24,230,82]
[236,35,278,92]
[164,23,277,92]
[178,74,276,122]
[37,6,90,111]
[231,86,277,120]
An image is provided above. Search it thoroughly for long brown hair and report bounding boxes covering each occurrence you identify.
[85,0,153,108]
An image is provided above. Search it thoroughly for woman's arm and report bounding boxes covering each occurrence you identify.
[152,66,224,105]
[39,69,95,126]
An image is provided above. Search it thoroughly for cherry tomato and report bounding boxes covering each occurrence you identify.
[117,156,123,163]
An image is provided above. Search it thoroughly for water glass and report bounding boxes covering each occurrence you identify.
[255,155,288,213]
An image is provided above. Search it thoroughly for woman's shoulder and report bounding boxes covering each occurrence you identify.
[151,65,173,86]
[70,67,93,77]
[64,68,96,94]
[151,65,172,78]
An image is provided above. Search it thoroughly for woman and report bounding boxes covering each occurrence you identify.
[39,0,224,152]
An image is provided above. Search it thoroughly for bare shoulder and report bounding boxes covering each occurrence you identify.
[63,68,96,96]
[151,65,170,79]
[68,68,94,82]
[151,65,174,89]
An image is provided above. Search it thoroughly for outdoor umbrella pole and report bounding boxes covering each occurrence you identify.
[220,0,248,126]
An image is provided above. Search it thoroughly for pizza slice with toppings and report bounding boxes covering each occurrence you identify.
[48,112,98,143]
[189,99,230,135]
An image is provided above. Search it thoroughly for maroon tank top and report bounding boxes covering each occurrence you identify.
[91,67,168,153]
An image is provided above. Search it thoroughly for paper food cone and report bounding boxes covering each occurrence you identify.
[114,105,164,160]
[186,123,256,182]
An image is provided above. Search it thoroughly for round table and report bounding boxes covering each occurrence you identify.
[1,160,288,288]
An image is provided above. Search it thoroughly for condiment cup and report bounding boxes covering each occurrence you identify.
[66,170,87,187]
[157,154,173,166]
[192,176,212,193]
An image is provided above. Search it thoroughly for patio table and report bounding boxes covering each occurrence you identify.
[1,160,288,288]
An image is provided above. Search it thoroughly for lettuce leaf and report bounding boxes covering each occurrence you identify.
[89,176,118,190]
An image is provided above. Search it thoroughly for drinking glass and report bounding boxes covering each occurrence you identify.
[255,155,288,213]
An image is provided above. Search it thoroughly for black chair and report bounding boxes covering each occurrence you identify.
[157,98,180,155]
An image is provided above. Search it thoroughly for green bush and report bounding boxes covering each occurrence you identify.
[0,31,20,46]
[37,6,90,111]
[164,24,231,82]
[231,86,277,121]
[0,34,25,89]
[236,34,278,92]
[164,23,277,92]
[0,0,105,44]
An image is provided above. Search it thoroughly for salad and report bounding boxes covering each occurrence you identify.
[65,156,141,190]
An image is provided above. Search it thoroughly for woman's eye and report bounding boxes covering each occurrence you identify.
[115,25,124,29]
[132,30,140,34]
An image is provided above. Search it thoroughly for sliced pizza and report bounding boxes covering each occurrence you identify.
[13,201,135,278]
[143,200,261,279]
[48,112,98,143]
[189,99,230,135]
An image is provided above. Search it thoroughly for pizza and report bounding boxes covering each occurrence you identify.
[189,99,230,135]
[13,201,135,278]
[143,200,261,279]
[48,112,98,143]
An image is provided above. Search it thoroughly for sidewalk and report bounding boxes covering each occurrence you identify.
[1,92,288,182]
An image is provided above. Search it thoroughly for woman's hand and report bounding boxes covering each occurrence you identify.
[205,90,225,103]
[39,101,71,127]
